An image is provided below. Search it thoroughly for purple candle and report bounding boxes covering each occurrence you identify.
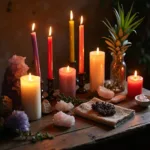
[31,23,41,77]
[59,66,76,97]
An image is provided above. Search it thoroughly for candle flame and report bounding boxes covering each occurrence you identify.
[80,16,83,25]
[49,26,52,36]
[67,66,70,71]
[70,10,73,20]
[32,23,35,32]
[28,73,33,81]
[134,70,137,77]
[96,47,99,54]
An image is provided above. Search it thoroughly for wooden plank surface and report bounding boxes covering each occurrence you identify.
[1,87,150,150]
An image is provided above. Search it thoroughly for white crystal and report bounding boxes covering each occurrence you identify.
[42,99,52,114]
[55,100,74,112]
[53,111,75,128]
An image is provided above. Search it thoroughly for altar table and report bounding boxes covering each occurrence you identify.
[1,87,150,150]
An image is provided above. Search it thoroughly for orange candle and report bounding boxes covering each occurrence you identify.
[79,16,84,74]
[48,26,53,79]
[127,70,143,98]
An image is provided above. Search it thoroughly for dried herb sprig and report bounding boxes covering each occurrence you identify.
[57,94,87,106]
[16,130,54,143]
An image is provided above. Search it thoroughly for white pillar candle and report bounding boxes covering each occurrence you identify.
[90,48,105,91]
[20,73,41,121]
[59,66,76,97]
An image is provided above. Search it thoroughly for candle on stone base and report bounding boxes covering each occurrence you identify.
[127,70,143,98]
[20,73,41,121]
[59,66,76,97]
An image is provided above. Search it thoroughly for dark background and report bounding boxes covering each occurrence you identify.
[0,0,150,91]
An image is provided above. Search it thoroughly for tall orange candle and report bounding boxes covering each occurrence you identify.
[127,70,143,98]
[48,26,53,79]
[79,16,84,74]
[69,10,75,62]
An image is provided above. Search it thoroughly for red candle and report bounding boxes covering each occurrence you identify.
[79,16,84,74]
[48,26,53,79]
[59,66,76,97]
[31,23,41,77]
[127,70,143,98]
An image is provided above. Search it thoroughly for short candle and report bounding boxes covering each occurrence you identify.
[59,66,76,97]
[20,73,41,121]
[127,70,143,98]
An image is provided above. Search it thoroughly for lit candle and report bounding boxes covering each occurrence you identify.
[90,47,105,91]
[127,70,143,98]
[31,23,41,77]
[59,66,76,97]
[79,16,84,74]
[48,26,53,79]
[69,10,75,62]
[20,73,41,121]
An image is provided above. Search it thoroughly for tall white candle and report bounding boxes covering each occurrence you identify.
[90,48,105,91]
[20,73,41,121]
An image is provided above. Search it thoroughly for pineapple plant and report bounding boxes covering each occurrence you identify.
[103,3,143,92]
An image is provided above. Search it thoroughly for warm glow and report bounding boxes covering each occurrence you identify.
[49,26,52,36]
[67,66,70,72]
[80,16,83,25]
[70,10,73,20]
[96,47,99,54]
[32,23,35,32]
[134,70,137,77]
[28,73,33,81]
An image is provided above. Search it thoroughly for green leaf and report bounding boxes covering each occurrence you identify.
[114,9,121,28]
[120,5,125,28]
[125,12,139,28]
[124,3,134,28]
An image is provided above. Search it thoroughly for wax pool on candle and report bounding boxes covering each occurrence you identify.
[59,66,76,97]
[127,71,143,98]
[48,26,53,79]
[31,23,41,77]
[90,48,105,91]
[20,73,41,121]
[79,16,84,74]
[69,10,75,62]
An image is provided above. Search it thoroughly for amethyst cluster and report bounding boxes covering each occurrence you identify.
[5,110,30,132]
[1,55,29,109]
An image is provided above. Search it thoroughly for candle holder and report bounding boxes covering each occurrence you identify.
[47,78,55,100]
[76,73,87,94]
[69,61,76,68]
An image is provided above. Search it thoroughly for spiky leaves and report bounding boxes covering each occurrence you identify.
[103,3,143,54]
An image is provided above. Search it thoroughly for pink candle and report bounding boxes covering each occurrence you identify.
[79,16,84,74]
[59,66,76,97]
[31,23,41,77]
[48,26,53,79]
[127,70,143,98]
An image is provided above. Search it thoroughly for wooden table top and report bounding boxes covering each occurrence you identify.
[1,87,150,150]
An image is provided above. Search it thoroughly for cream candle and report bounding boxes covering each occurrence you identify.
[127,70,143,98]
[90,48,105,91]
[20,73,41,121]
[59,66,76,97]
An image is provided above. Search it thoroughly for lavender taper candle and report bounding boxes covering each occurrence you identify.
[31,23,41,77]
